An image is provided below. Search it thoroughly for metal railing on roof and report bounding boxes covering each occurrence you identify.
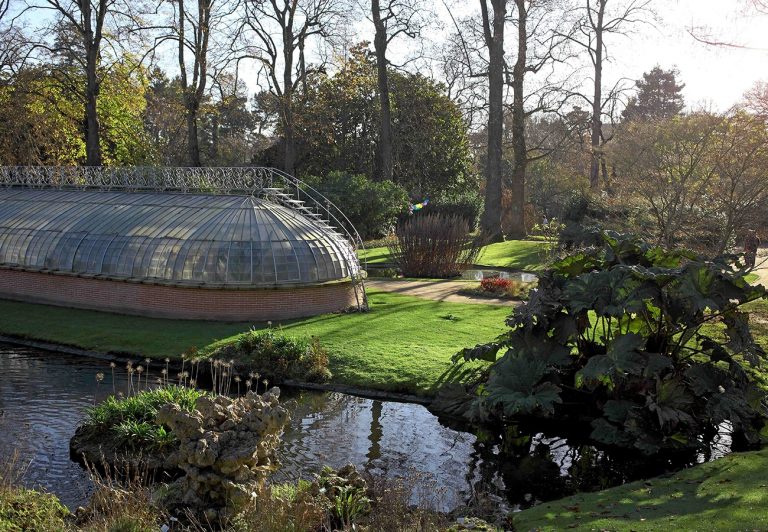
[0,166,368,311]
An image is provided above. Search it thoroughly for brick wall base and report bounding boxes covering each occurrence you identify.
[0,269,359,321]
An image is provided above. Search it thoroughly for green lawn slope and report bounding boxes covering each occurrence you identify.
[359,239,549,271]
[512,449,768,531]
[0,290,509,396]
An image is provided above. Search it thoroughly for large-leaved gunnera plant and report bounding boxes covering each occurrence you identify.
[455,232,768,454]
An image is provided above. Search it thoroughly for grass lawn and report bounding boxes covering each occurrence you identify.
[512,448,768,531]
[0,291,509,396]
[358,245,394,265]
[359,239,549,271]
[475,240,549,271]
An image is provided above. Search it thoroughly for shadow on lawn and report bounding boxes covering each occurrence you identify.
[514,457,767,530]
[429,362,486,394]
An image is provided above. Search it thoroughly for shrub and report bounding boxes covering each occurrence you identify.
[0,488,70,532]
[302,171,408,240]
[213,328,331,384]
[415,190,484,231]
[388,214,481,278]
[457,231,768,455]
[0,453,70,532]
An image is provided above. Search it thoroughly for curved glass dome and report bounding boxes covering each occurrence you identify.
[0,188,360,287]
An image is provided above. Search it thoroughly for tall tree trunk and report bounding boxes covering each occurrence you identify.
[283,27,296,175]
[185,99,201,167]
[589,0,605,191]
[283,98,296,174]
[508,0,527,239]
[83,12,102,168]
[372,0,393,182]
[84,54,102,166]
[210,111,219,162]
[480,0,506,242]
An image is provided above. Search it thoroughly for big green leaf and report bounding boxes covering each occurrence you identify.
[485,354,562,417]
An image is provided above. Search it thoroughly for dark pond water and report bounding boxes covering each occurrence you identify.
[0,344,732,513]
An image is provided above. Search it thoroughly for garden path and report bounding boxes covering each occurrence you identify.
[753,248,768,287]
[365,279,518,306]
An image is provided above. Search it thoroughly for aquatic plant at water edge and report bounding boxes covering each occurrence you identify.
[0,452,70,532]
[455,231,768,454]
[84,385,206,451]
[204,328,331,384]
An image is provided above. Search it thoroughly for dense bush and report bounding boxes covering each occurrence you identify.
[388,214,481,278]
[457,232,768,455]
[287,45,476,198]
[210,328,332,384]
[302,171,408,240]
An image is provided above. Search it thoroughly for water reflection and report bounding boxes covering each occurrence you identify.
[0,346,488,512]
[274,391,481,511]
[0,344,733,514]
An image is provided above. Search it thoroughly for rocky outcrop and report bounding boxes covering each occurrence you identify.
[156,388,289,522]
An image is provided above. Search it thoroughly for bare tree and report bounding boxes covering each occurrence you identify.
[242,0,344,175]
[504,0,574,238]
[0,0,10,22]
[368,0,426,181]
[566,0,653,190]
[435,26,487,131]
[163,0,240,166]
[479,0,507,242]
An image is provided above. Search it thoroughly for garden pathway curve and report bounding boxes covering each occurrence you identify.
[365,279,518,306]
[753,248,768,286]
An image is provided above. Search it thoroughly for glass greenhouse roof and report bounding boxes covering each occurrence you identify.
[0,188,360,287]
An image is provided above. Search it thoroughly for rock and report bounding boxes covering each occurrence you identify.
[157,388,289,521]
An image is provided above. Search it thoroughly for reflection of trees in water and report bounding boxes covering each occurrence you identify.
[463,424,705,510]
[366,400,383,470]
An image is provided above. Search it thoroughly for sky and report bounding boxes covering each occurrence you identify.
[610,0,768,110]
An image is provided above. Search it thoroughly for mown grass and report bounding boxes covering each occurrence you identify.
[0,290,509,396]
[512,448,768,531]
[199,291,509,395]
[475,240,549,271]
[359,239,549,271]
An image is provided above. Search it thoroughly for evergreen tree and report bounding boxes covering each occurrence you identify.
[623,66,685,121]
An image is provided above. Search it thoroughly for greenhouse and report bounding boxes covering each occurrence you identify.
[0,168,365,320]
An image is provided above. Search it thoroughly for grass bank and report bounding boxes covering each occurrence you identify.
[512,448,768,531]
[0,291,509,396]
[359,239,548,271]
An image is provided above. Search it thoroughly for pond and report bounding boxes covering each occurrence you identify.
[461,269,538,283]
[0,344,731,514]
